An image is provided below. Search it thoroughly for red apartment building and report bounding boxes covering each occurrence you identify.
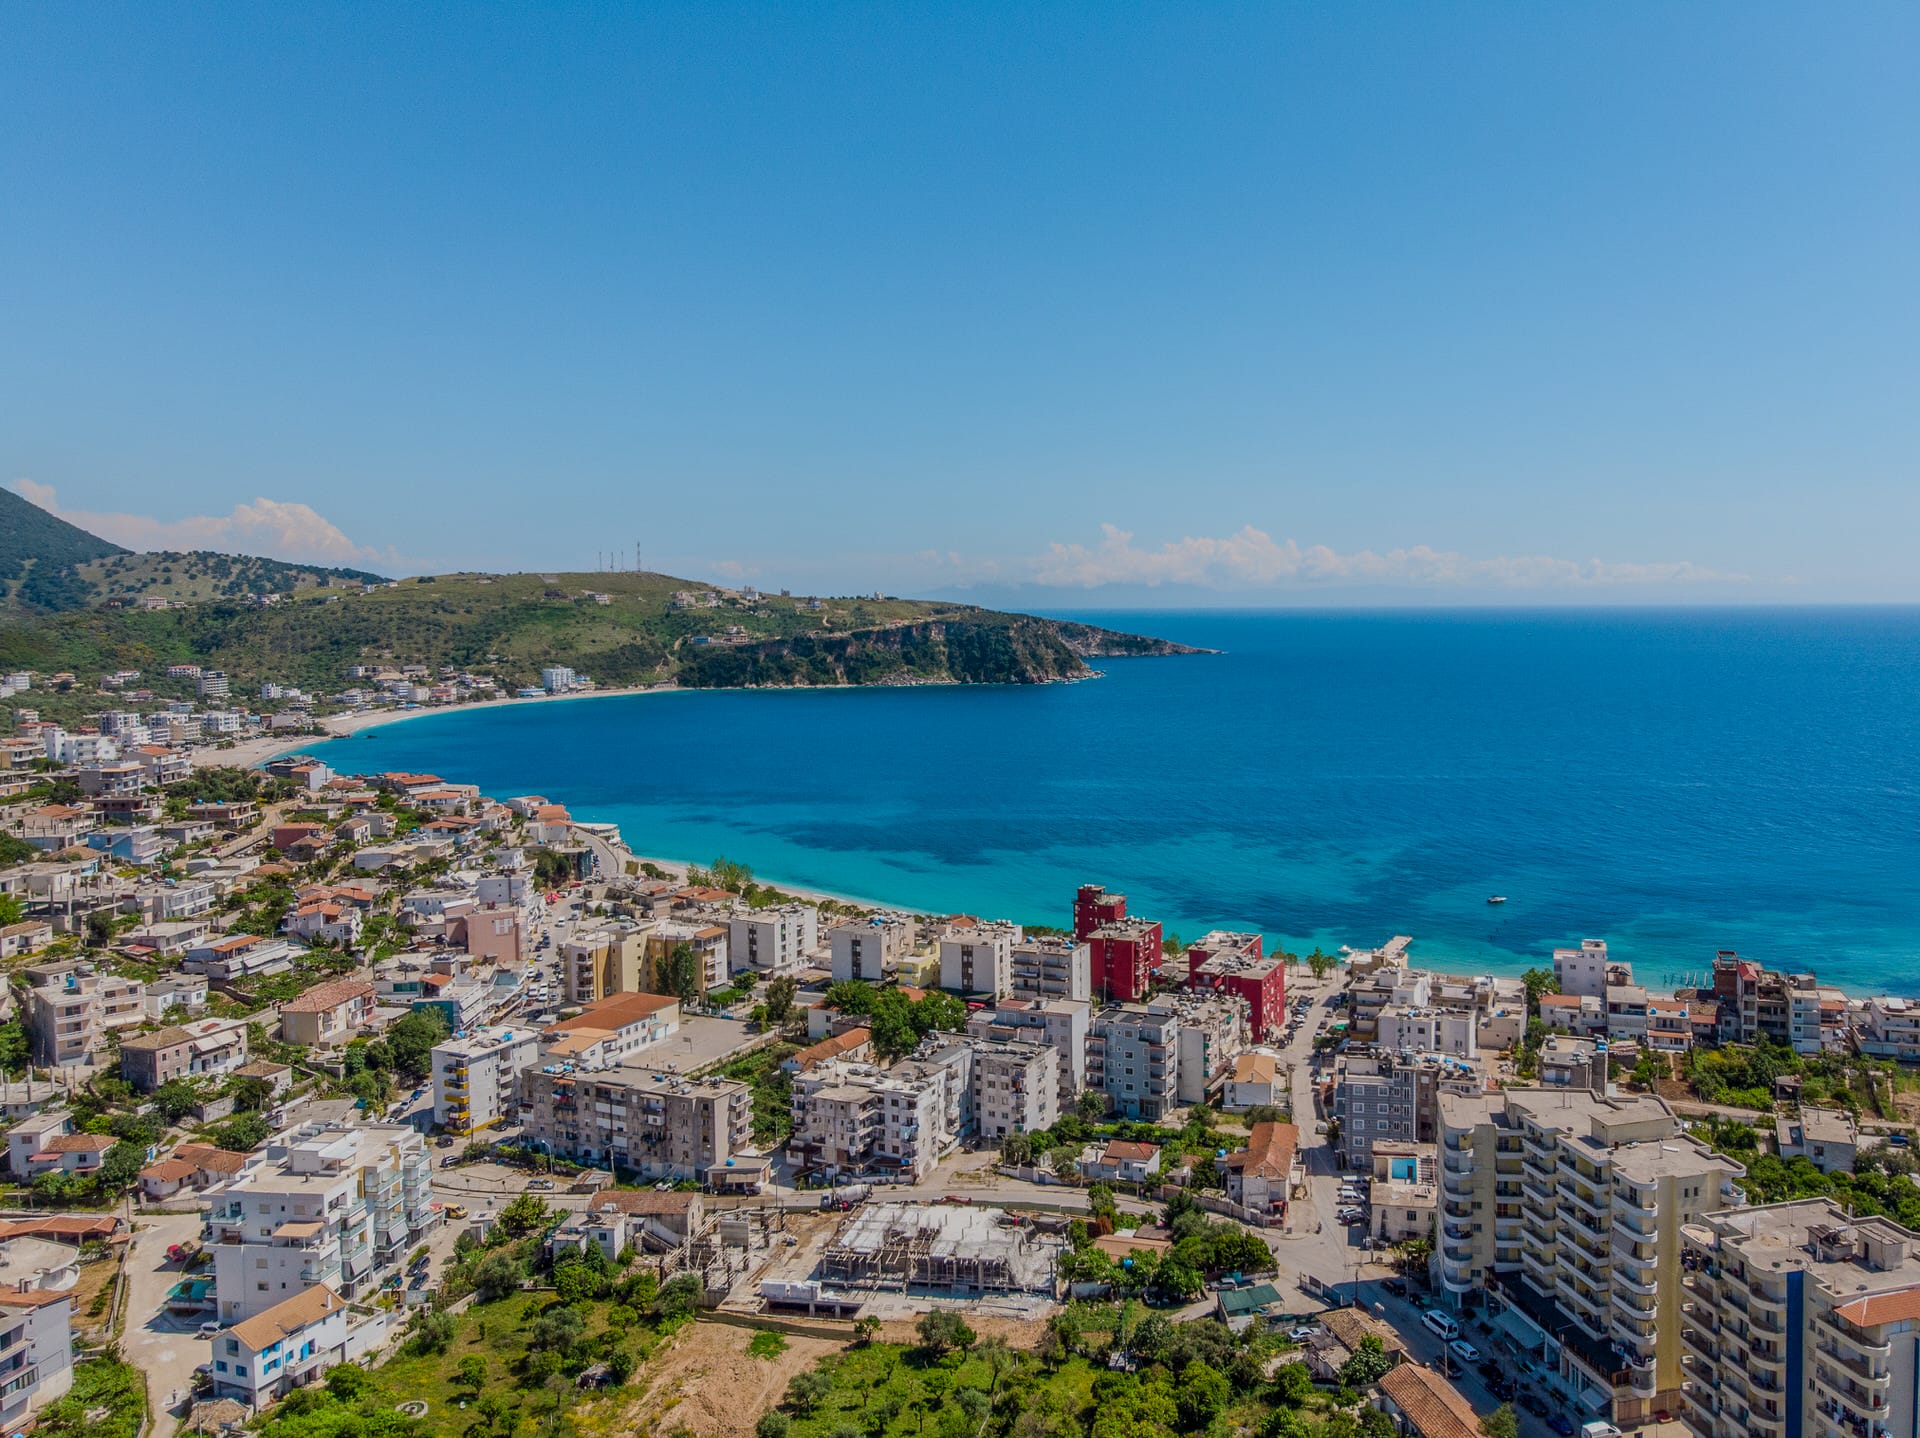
[1075,885,1167,999]
[1186,930,1285,1041]
[1073,884,1130,941]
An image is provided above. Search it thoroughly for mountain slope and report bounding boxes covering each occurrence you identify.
[0,568,1205,694]
[0,487,129,610]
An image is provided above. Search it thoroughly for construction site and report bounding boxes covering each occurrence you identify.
[818,1201,1067,1294]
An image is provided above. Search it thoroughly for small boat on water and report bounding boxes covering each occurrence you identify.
[1486,895,1507,905]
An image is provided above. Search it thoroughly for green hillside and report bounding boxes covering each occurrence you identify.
[0,568,1201,697]
[0,487,128,610]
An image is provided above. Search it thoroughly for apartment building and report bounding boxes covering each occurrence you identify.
[938,918,1022,999]
[828,915,912,984]
[27,969,146,1067]
[561,924,649,1004]
[1606,984,1652,1043]
[203,1122,434,1324]
[963,998,1090,1110]
[1185,932,1286,1041]
[728,904,818,978]
[786,1043,998,1183]
[432,1025,541,1135]
[119,1016,250,1092]
[1553,939,1618,999]
[1086,919,1164,1004]
[1368,1141,1438,1245]
[1438,1087,1744,1424]
[518,1066,753,1182]
[210,1284,348,1406]
[1646,999,1692,1054]
[1087,1000,1179,1120]
[184,935,300,980]
[1375,1006,1479,1058]
[1174,993,1247,1104]
[278,980,377,1048]
[1333,1049,1483,1171]
[1348,967,1433,1041]
[0,1283,74,1430]
[1008,936,1090,1003]
[638,920,725,993]
[969,1039,1059,1142]
[1856,996,1920,1062]
[1680,1200,1920,1438]
[1707,952,1824,1055]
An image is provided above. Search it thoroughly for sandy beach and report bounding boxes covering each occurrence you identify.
[195,683,676,770]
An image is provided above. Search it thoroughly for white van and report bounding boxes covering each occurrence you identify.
[1421,1310,1460,1342]
[1579,1426,1623,1438]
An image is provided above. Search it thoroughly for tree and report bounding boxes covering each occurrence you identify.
[529,1305,585,1355]
[0,895,20,927]
[756,1415,792,1438]
[1000,1133,1034,1166]
[852,1315,881,1345]
[764,976,800,1025]
[784,1371,830,1414]
[383,1009,450,1083]
[472,1253,524,1302]
[1175,1361,1230,1431]
[84,908,116,947]
[1520,967,1560,1009]
[151,1079,203,1124]
[1156,1259,1203,1299]
[96,1141,146,1194]
[1306,948,1333,981]
[230,1075,274,1113]
[1075,1090,1107,1122]
[457,1356,489,1392]
[212,1113,270,1152]
[1269,1361,1313,1406]
[916,1309,976,1358]
[0,1021,27,1077]
[1477,1404,1518,1438]
[1358,1410,1397,1438]
[325,1363,371,1399]
[655,1273,702,1323]
[498,1192,551,1236]
[1337,1335,1393,1389]
[661,943,705,1005]
[409,1309,457,1355]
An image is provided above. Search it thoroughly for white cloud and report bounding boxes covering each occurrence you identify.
[10,480,403,572]
[1012,523,1739,591]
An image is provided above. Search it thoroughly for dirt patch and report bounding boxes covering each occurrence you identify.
[601,1321,843,1438]
[1892,1092,1920,1126]
[69,1257,121,1337]
[871,1315,1050,1350]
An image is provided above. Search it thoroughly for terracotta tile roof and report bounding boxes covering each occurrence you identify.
[1224,1121,1298,1180]
[543,992,678,1039]
[1321,1307,1406,1355]
[1835,1286,1920,1328]
[1100,1140,1158,1163]
[41,1133,117,1154]
[0,1215,122,1242]
[172,1143,252,1175]
[229,1284,344,1351]
[141,1159,198,1182]
[281,978,376,1013]
[788,1027,872,1071]
[0,1287,69,1309]
[1377,1364,1481,1438]
[1233,1052,1277,1084]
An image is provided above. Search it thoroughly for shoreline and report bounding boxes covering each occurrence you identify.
[215,682,1919,1005]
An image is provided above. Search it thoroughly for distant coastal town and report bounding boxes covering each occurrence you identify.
[4,656,1920,1438]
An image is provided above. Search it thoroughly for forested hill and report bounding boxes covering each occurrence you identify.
[0,567,1206,694]
[0,487,128,610]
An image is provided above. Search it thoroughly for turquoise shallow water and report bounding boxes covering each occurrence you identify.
[307,608,1920,995]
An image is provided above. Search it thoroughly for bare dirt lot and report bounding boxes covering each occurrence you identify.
[603,1322,845,1438]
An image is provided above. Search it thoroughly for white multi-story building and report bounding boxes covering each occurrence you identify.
[1435,1087,1744,1424]
[1552,939,1615,999]
[0,1280,74,1429]
[196,671,231,698]
[1681,1200,1920,1438]
[1009,936,1090,1003]
[729,904,819,978]
[27,970,147,1067]
[965,999,1091,1110]
[1173,992,1247,1104]
[828,915,912,984]
[203,1123,435,1324]
[1375,1005,1479,1058]
[1857,996,1920,1061]
[937,918,1021,998]
[1088,1000,1179,1120]
[539,666,578,693]
[968,1038,1059,1142]
[432,1025,541,1135]
[210,1284,349,1405]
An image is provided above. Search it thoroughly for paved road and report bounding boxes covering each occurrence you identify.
[120,1212,206,1438]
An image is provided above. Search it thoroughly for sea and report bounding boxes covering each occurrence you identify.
[305,608,1920,996]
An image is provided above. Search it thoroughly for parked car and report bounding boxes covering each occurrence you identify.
[1476,1360,1503,1383]
[1518,1393,1548,1416]
[1286,1326,1319,1343]
[197,1321,222,1339]
[1547,1416,1575,1436]
[435,1135,454,1148]
[1448,1339,1481,1365]
[1383,1278,1408,1297]
[528,1178,555,1190]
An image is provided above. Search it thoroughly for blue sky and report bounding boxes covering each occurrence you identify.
[3,4,1915,603]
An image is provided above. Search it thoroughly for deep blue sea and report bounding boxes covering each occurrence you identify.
[305,609,1920,995]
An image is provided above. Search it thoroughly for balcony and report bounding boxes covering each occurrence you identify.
[1613,1262,1659,1299]
[1627,1357,1657,1398]
[1681,1327,1718,1364]
[1815,1341,1890,1385]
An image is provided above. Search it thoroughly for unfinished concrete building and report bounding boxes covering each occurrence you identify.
[818,1202,1065,1296]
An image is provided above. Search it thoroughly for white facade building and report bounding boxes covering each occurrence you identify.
[432,1025,541,1135]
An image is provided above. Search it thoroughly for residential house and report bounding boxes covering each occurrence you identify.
[1225,1051,1281,1111]
[0,1280,74,1430]
[538,993,681,1069]
[184,935,301,980]
[1222,1121,1297,1220]
[1774,1106,1858,1174]
[210,1284,349,1405]
[279,980,377,1048]
[1080,1139,1162,1185]
[1375,1365,1481,1438]
[120,1016,251,1092]
[27,969,147,1067]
